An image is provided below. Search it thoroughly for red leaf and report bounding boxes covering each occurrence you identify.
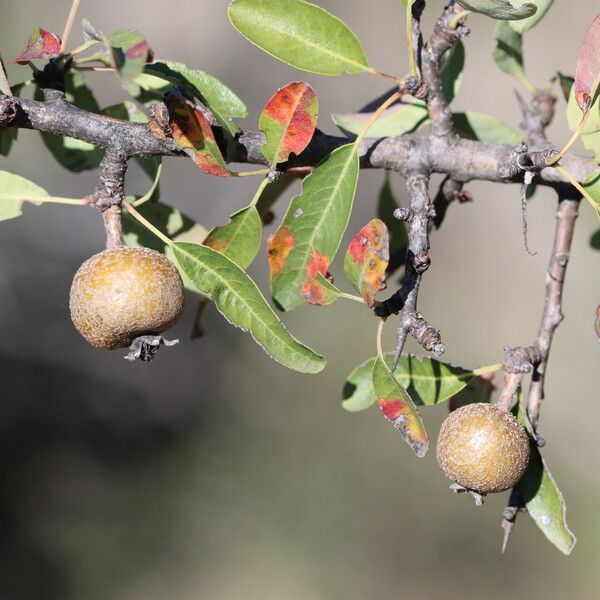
[259,82,318,164]
[575,13,600,112]
[13,27,61,64]
[166,92,230,177]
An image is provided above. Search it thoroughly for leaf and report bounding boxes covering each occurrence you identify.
[456,0,537,20]
[452,111,522,144]
[228,0,370,76]
[203,205,262,270]
[302,272,341,306]
[342,354,475,412]
[172,242,326,373]
[268,144,359,311]
[0,171,47,222]
[332,95,427,137]
[259,82,318,165]
[377,173,407,274]
[590,229,600,250]
[441,41,465,104]
[583,170,600,213]
[166,91,230,177]
[343,219,389,306]
[509,0,553,32]
[81,18,103,42]
[449,375,495,410]
[493,21,530,86]
[554,71,574,101]
[144,61,247,137]
[372,356,428,457]
[106,29,153,82]
[12,27,61,64]
[123,201,208,292]
[34,73,103,172]
[574,13,600,112]
[566,87,600,161]
[515,402,576,555]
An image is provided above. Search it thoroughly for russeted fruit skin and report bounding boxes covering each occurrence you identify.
[69,247,184,350]
[436,403,530,494]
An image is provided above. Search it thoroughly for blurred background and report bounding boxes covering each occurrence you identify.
[1,1,599,598]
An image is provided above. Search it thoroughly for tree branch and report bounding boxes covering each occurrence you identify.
[527,194,579,432]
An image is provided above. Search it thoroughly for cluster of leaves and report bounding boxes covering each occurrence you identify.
[2,0,598,555]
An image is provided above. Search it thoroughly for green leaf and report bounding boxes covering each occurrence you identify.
[456,0,537,20]
[81,18,103,42]
[515,402,576,555]
[509,0,553,33]
[304,272,341,306]
[259,81,318,165]
[267,144,359,311]
[34,73,103,172]
[343,354,475,412]
[449,375,495,409]
[172,241,326,373]
[203,205,263,270]
[452,111,522,144]
[144,61,247,137]
[554,71,574,101]
[589,228,600,250]
[441,41,465,104]
[343,219,389,306]
[228,0,370,76]
[583,170,600,214]
[107,29,152,82]
[493,21,531,87]
[372,356,428,457]
[377,172,407,263]
[123,201,208,292]
[0,171,48,222]
[332,96,427,137]
[567,86,600,162]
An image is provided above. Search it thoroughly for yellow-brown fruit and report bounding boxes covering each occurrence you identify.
[436,403,530,494]
[69,247,184,349]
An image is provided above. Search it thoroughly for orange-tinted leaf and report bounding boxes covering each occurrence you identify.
[343,219,389,306]
[302,272,340,306]
[575,13,600,112]
[13,27,61,64]
[267,226,295,280]
[259,82,318,165]
[166,92,230,177]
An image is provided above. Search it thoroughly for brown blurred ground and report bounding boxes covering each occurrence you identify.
[1,1,599,598]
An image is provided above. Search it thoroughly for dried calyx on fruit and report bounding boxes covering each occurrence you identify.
[436,403,530,495]
[69,246,184,358]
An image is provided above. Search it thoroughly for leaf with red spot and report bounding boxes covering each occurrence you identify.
[574,13,600,112]
[343,219,389,307]
[166,92,230,177]
[268,144,359,311]
[13,27,61,64]
[300,249,333,305]
[259,82,318,166]
[372,355,428,457]
[107,29,154,82]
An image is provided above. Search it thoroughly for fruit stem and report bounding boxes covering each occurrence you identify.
[355,90,403,145]
[404,1,418,79]
[61,0,81,52]
[472,362,503,376]
[552,164,599,217]
[376,317,387,360]
[125,203,173,247]
[0,55,10,95]
[103,205,125,250]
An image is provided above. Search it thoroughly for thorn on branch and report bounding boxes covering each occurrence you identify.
[500,488,525,553]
